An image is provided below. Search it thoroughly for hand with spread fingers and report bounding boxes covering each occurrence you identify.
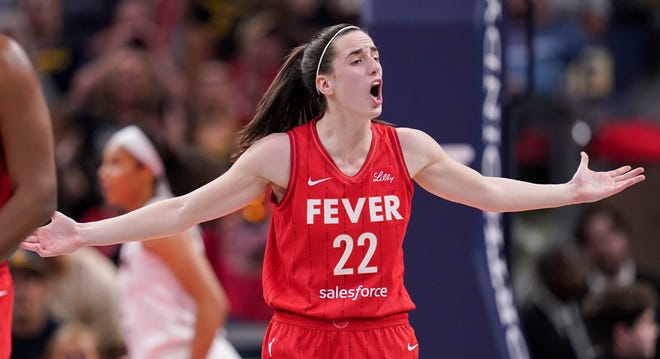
[21,211,84,257]
[569,152,645,204]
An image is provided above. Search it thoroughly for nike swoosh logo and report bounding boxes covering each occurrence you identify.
[407,343,418,351]
[307,177,331,186]
[0,290,7,297]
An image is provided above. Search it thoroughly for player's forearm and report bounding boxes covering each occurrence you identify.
[78,196,196,247]
[478,177,577,213]
[189,298,225,359]
[0,183,56,260]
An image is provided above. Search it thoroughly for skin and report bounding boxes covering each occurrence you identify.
[613,308,659,358]
[22,31,645,261]
[0,35,56,261]
[98,144,228,359]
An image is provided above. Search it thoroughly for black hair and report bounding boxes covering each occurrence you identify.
[138,125,222,196]
[574,205,630,247]
[231,23,362,161]
[583,283,658,349]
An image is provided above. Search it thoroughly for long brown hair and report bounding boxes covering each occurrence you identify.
[231,24,362,161]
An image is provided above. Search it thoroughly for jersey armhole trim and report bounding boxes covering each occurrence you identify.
[272,131,297,210]
[390,126,415,195]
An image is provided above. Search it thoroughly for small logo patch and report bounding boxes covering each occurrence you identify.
[372,170,395,184]
[308,177,332,186]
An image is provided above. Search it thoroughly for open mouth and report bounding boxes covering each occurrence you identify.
[370,81,382,102]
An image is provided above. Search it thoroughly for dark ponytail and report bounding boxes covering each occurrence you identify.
[232,24,362,161]
[232,45,314,161]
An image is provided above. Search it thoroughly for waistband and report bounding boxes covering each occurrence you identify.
[272,310,409,331]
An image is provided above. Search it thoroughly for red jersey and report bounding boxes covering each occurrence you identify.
[0,143,13,359]
[263,119,416,320]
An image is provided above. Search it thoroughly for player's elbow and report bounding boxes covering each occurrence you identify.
[32,180,57,224]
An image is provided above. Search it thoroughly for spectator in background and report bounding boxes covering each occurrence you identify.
[98,125,239,359]
[21,0,81,97]
[520,243,594,359]
[47,248,125,359]
[189,59,241,166]
[576,205,660,358]
[9,249,61,359]
[505,0,590,97]
[43,322,103,359]
[58,44,180,219]
[575,206,660,295]
[230,10,286,123]
[584,283,659,359]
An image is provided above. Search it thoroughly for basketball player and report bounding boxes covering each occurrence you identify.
[0,35,57,359]
[98,125,240,359]
[22,24,644,358]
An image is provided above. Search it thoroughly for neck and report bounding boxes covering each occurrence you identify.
[315,113,373,177]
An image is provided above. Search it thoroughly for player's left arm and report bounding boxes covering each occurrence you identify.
[397,127,644,213]
[0,36,57,260]
[142,231,229,359]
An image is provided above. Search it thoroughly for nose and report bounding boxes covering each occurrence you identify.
[97,164,108,181]
[368,56,381,75]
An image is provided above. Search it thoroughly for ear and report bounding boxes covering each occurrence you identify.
[612,322,631,346]
[316,74,333,96]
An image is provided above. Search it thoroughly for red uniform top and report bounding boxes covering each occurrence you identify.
[0,143,13,359]
[263,119,416,320]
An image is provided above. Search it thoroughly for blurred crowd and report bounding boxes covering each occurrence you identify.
[506,0,660,359]
[2,0,660,358]
[0,0,361,358]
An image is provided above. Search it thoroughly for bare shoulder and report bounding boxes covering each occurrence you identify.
[236,132,291,188]
[0,35,27,69]
[395,127,439,154]
[0,35,34,88]
[242,132,290,159]
[395,127,445,177]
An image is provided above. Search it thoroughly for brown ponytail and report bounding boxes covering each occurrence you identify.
[232,24,362,161]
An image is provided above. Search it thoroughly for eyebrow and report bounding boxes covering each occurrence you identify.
[346,46,379,59]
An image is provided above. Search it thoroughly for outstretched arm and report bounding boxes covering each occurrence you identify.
[398,128,644,213]
[0,36,57,261]
[22,133,291,256]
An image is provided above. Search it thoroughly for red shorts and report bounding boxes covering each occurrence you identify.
[0,262,12,359]
[261,311,419,359]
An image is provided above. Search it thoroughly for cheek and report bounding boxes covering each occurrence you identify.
[103,172,136,203]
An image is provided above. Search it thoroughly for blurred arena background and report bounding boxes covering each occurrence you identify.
[2,0,660,358]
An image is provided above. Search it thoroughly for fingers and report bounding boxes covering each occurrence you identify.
[18,242,49,257]
[18,242,38,251]
[614,173,646,192]
[613,167,645,182]
[608,165,632,176]
[18,242,57,257]
[579,151,589,169]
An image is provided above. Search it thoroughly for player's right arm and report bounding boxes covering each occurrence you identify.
[0,35,57,261]
[22,133,291,257]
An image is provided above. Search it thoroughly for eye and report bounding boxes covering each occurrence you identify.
[373,56,380,63]
[352,58,362,65]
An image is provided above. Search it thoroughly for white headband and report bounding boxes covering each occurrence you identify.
[106,125,172,197]
[315,25,360,95]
